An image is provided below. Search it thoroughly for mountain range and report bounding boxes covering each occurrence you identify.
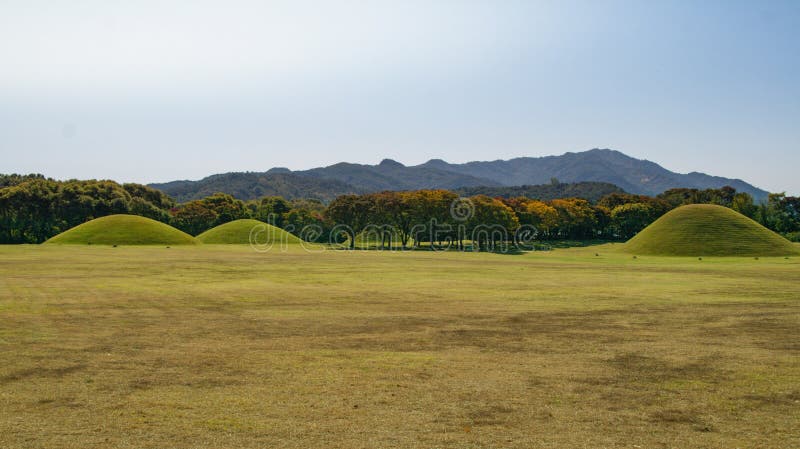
[150,149,768,202]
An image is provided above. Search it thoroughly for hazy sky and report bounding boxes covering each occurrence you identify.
[1,0,798,193]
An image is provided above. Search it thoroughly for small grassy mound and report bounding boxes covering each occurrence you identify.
[196,219,302,245]
[623,204,799,257]
[46,214,196,245]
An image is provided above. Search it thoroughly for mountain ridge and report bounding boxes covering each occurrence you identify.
[149,149,768,202]
[414,149,765,199]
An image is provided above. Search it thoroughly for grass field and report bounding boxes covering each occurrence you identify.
[1,244,798,448]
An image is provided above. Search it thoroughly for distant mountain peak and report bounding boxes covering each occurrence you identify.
[266,167,291,174]
[378,158,404,168]
[421,158,451,169]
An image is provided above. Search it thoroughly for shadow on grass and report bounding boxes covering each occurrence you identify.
[328,240,619,255]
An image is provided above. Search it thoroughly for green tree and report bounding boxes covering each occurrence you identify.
[199,193,249,225]
[325,194,373,249]
[369,191,417,249]
[123,183,175,219]
[731,192,756,219]
[171,201,219,236]
[764,193,800,234]
[250,196,291,226]
[0,178,61,243]
[549,198,598,239]
[610,203,656,238]
[510,198,559,238]
[406,190,459,248]
[466,195,519,251]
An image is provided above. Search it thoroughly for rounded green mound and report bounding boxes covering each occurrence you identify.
[623,204,799,257]
[196,219,302,245]
[46,214,196,245]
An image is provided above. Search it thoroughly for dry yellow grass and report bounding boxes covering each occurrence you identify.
[0,245,798,448]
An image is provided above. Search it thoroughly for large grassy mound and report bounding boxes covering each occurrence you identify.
[46,214,196,245]
[623,204,799,257]
[196,219,302,244]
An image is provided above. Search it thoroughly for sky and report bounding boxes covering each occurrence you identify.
[1,0,798,194]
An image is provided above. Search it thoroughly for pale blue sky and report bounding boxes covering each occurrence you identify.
[1,0,798,194]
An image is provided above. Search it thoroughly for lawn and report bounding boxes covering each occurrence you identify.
[1,244,798,448]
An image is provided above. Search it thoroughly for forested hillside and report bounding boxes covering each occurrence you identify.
[149,149,768,201]
[455,181,623,203]
[419,149,768,199]
[149,172,360,202]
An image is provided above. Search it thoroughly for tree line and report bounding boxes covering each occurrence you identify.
[1,173,798,246]
[0,175,174,243]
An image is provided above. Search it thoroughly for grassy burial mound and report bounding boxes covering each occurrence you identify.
[623,204,799,257]
[46,214,196,245]
[196,219,302,245]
